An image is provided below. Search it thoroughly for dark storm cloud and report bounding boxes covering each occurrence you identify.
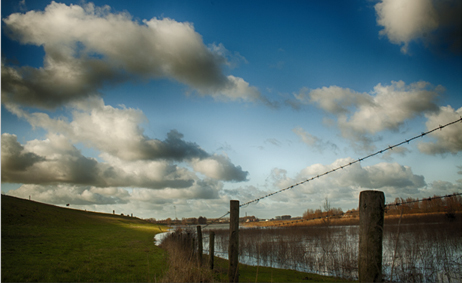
[142,130,209,161]
[1,133,45,172]
[1,133,196,189]
[1,133,102,185]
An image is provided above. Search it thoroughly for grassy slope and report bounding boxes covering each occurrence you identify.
[1,195,168,282]
[2,195,354,282]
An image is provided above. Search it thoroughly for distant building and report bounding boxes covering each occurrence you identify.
[281,215,291,220]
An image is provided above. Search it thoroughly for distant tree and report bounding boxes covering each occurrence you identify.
[314,208,323,218]
[303,208,315,220]
[323,197,331,214]
[198,216,207,224]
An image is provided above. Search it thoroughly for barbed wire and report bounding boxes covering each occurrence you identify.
[204,117,462,228]
[247,193,462,227]
[240,117,462,208]
[385,192,462,208]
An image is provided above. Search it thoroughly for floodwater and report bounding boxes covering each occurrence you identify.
[154,222,462,282]
[154,223,230,245]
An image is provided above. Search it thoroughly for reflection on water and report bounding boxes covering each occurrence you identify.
[154,222,462,282]
[154,224,230,246]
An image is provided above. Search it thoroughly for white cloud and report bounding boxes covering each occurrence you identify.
[6,181,225,219]
[2,2,264,108]
[1,132,195,189]
[340,81,441,135]
[191,154,248,182]
[3,97,249,187]
[265,158,426,207]
[418,105,462,155]
[131,179,223,202]
[8,184,130,205]
[296,86,372,114]
[2,133,103,186]
[424,180,462,196]
[6,98,215,161]
[375,0,462,54]
[296,81,443,150]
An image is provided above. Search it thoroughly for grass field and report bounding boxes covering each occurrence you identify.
[1,195,168,282]
[2,195,354,282]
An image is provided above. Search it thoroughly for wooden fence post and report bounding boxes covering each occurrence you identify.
[228,200,239,282]
[197,225,203,266]
[209,231,215,270]
[358,190,385,282]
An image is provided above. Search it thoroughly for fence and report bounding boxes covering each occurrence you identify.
[163,117,462,282]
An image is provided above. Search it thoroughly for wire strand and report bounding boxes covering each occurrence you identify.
[239,117,462,208]
[202,117,462,226]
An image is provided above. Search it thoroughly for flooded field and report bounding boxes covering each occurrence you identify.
[201,220,462,282]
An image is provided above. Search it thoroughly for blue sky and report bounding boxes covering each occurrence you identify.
[2,0,461,220]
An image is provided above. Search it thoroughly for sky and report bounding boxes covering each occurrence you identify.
[1,0,461,220]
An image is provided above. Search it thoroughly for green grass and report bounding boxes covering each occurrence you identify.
[2,195,354,282]
[2,195,168,282]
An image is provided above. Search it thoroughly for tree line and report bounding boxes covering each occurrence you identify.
[302,194,462,220]
[147,216,208,225]
[386,194,462,215]
[302,197,344,220]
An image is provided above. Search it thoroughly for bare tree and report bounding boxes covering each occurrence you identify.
[323,197,331,214]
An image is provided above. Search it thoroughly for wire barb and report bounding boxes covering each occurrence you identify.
[385,192,462,208]
[208,117,462,223]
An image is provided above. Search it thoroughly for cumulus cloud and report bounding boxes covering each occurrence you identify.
[2,1,264,108]
[131,178,223,202]
[1,133,45,172]
[418,105,462,155]
[8,184,130,205]
[6,98,208,162]
[296,158,426,193]
[1,131,234,196]
[268,158,427,206]
[295,86,372,114]
[4,98,248,184]
[425,180,462,196]
[2,133,103,185]
[375,0,462,54]
[191,154,248,182]
[7,177,222,207]
[296,81,443,150]
[341,81,441,134]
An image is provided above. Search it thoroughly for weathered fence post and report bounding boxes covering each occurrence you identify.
[209,231,215,270]
[358,190,385,282]
[228,200,239,282]
[197,225,203,266]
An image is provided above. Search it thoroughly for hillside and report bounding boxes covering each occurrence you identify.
[1,195,168,282]
[1,195,354,282]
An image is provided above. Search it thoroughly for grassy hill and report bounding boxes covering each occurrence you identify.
[1,195,168,282]
[2,195,353,282]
